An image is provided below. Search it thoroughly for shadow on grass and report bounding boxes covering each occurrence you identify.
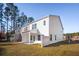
[0,47,6,56]
[0,44,17,46]
[45,40,79,47]
[0,42,17,46]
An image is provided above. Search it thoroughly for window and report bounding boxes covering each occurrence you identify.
[30,35,32,40]
[55,35,56,40]
[50,34,52,41]
[32,24,37,29]
[43,20,46,25]
[30,35,35,41]
[38,35,40,41]
[33,36,35,41]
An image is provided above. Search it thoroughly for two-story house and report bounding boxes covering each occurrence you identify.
[20,15,64,47]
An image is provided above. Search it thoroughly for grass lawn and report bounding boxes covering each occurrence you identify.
[0,42,79,56]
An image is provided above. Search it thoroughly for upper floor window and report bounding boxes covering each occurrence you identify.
[43,20,46,26]
[32,24,37,29]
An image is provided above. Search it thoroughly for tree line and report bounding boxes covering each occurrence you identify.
[0,3,34,41]
[64,32,79,36]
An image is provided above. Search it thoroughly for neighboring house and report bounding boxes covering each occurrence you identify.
[15,28,22,42]
[72,36,79,41]
[64,35,79,41]
[10,23,22,42]
[20,15,64,47]
[10,29,22,42]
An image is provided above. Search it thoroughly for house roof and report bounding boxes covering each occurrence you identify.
[58,16,64,30]
[22,15,64,30]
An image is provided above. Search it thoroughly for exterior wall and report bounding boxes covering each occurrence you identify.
[20,17,49,43]
[29,17,49,36]
[49,15,63,42]
[21,32,29,43]
[42,15,64,46]
[42,36,50,46]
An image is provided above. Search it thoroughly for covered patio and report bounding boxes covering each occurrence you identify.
[21,29,44,45]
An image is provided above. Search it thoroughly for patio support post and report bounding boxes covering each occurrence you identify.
[29,32,31,44]
[41,35,43,48]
